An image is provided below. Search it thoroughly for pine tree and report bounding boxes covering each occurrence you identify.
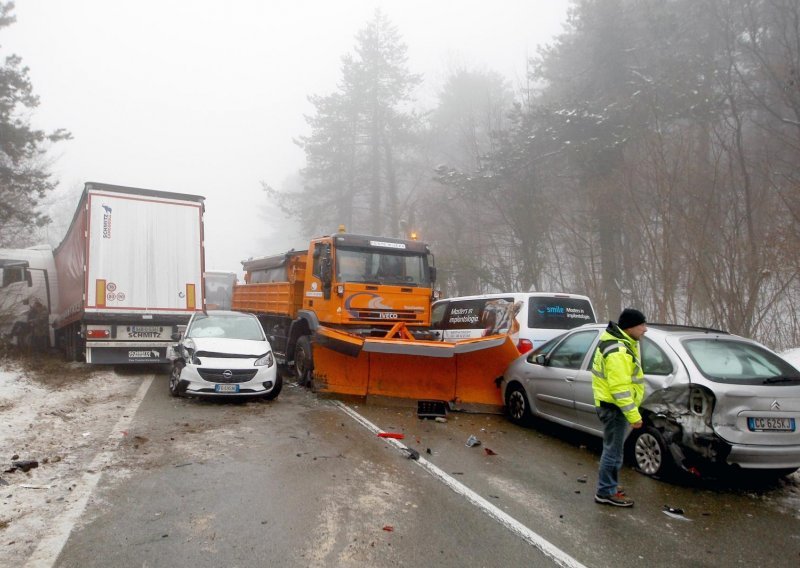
[286,9,421,238]
[0,1,70,246]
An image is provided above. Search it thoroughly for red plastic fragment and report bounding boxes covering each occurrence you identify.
[484,447,497,456]
[382,525,394,532]
[377,432,405,439]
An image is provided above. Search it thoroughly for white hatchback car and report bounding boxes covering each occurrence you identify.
[501,323,800,478]
[168,310,281,399]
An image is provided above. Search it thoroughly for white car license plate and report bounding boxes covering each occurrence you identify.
[215,384,239,393]
[748,417,795,431]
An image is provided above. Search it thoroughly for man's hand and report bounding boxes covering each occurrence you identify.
[632,420,643,429]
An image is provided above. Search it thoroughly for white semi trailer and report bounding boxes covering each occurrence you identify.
[0,182,207,364]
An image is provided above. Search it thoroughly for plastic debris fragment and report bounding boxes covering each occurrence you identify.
[377,432,405,439]
[662,505,691,521]
[465,435,481,447]
[404,448,420,460]
[12,460,38,473]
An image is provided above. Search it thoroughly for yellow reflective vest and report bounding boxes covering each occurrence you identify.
[591,323,644,424]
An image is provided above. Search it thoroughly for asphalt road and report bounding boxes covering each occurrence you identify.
[52,367,800,568]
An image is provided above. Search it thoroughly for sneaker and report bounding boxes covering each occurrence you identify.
[594,492,634,507]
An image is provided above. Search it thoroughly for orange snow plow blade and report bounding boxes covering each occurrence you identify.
[311,323,521,406]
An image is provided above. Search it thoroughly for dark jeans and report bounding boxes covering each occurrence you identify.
[596,404,630,496]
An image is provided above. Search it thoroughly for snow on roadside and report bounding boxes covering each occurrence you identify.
[0,365,43,438]
[0,355,144,565]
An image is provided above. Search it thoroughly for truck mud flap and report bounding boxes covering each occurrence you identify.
[86,346,168,364]
[312,325,520,406]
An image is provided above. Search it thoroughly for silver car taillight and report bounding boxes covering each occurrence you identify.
[689,387,713,416]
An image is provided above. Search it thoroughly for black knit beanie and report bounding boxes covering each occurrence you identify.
[618,308,646,330]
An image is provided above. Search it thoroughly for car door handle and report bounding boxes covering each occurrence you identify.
[565,376,575,382]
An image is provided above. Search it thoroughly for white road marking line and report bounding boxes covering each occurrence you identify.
[26,375,155,568]
[335,401,589,568]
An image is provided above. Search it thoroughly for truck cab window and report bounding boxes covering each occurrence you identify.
[312,244,330,280]
[1,267,26,288]
[336,249,367,282]
[330,245,431,287]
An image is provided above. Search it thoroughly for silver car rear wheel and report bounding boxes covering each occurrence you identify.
[634,427,671,476]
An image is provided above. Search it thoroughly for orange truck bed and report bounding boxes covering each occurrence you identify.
[232,251,306,317]
[232,282,299,316]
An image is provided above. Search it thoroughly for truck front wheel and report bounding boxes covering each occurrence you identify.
[294,336,313,387]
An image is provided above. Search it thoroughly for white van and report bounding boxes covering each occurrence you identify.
[430,292,597,353]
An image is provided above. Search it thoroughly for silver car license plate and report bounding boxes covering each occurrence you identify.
[215,384,239,393]
[747,417,795,431]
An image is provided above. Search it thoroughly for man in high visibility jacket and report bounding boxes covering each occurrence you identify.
[592,308,647,507]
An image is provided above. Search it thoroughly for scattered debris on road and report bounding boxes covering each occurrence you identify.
[377,432,405,439]
[662,505,691,521]
[404,448,420,460]
[7,459,39,473]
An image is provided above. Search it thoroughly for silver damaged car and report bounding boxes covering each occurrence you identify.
[500,323,800,478]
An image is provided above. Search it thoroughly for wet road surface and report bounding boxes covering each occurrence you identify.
[52,368,800,567]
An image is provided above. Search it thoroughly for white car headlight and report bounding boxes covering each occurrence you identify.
[254,351,274,367]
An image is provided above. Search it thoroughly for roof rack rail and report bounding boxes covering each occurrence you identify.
[647,322,729,334]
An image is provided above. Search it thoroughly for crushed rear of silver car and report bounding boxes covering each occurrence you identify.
[500,323,800,478]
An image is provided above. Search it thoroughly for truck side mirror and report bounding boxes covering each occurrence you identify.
[320,260,331,283]
[429,266,437,284]
[321,260,332,299]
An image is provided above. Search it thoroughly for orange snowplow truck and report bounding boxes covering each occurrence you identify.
[232,231,437,383]
[232,229,520,408]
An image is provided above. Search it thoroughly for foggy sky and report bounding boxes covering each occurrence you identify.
[3,0,569,274]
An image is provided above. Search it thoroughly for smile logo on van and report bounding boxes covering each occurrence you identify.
[538,305,565,315]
